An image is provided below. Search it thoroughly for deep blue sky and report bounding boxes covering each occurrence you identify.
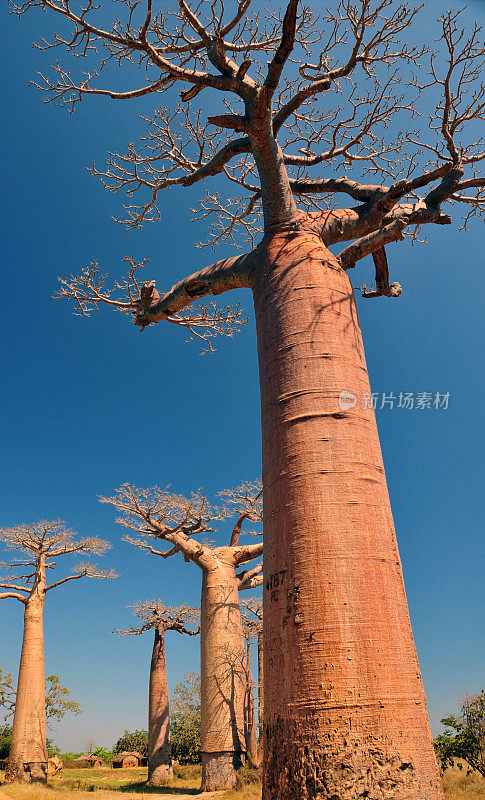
[0,0,483,752]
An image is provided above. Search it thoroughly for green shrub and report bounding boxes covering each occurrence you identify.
[0,725,12,760]
[170,672,201,764]
[235,762,263,787]
[172,762,201,781]
[113,729,148,757]
[434,691,485,778]
[170,717,200,764]
[93,746,113,762]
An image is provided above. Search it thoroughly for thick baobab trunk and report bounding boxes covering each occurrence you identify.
[253,225,444,800]
[5,595,47,783]
[200,561,246,791]
[147,625,172,784]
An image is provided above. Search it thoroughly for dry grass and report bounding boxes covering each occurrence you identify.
[0,764,261,799]
[2,763,483,800]
[0,767,201,799]
[442,764,485,800]
[221,784,261,800]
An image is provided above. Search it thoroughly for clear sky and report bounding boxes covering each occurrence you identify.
[0,0,483,753]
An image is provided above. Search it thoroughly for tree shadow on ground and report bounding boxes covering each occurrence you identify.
[119,783,200,796]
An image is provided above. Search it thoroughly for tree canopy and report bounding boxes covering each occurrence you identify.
[113,729,148,757]
[22,0,482,341]
[170,672,201,765]
[0,670,81,726]
[0,520,116,605]
[434,691,485,778]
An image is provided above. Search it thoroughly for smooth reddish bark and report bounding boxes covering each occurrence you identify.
[5,593,47,783]
[148,625,172,784]
[252,226,444,800]
[200,560,246,790]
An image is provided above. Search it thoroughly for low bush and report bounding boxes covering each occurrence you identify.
[235,762,263,787]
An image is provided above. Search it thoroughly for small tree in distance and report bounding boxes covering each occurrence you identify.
[0,726,13,760]
[0,520,116,783]
[241,600,263,767]
[45,675,82,725]
[85,738,96,754]
[0,671,16,722]
[170,672,201,766]
[101,481,262,790]
[115,601,200,785]
[0,670,81,726]
[113,730,148,758]
[434,691,485,778]
[93,746,114,764]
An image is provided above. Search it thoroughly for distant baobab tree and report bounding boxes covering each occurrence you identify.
[11,0,484,796]
[0,520,115,783]
[101,481,262,790]
[115,601,200,785]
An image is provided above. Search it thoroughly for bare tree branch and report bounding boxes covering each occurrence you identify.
[114,600,200,636]
[55,253,252,351]
[237,563,263,590]
[46,563,117,591]
[0,582,30,594]
[0,592,27,604]
[102,479,263,573]
[234,542,264,566]
[218,480,262,546]
[13,0,484,302]
[338,219,407,271]
[262,0,299,104]
[100,484,225,570]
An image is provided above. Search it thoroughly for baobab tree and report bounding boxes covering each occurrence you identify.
[11,0,484,797]
[115,601,200,785]
[0,520,115,783]
[101,481,263,790]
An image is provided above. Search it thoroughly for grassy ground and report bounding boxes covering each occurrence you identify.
[0,766,258,800]
[442,764,485,800]
[1,763,484,799]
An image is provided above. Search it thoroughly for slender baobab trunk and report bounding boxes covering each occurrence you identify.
[244,640,259,766]
[5,594,47,783]
[200,561,246,791]
[147,624,172,784]
[253,228,444,800]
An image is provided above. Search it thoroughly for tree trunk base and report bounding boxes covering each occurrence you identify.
[263,717,444,800]
[247,749,261,768]
[148,763,173,785]
[5,761,48,784]
[201,751,244,791]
